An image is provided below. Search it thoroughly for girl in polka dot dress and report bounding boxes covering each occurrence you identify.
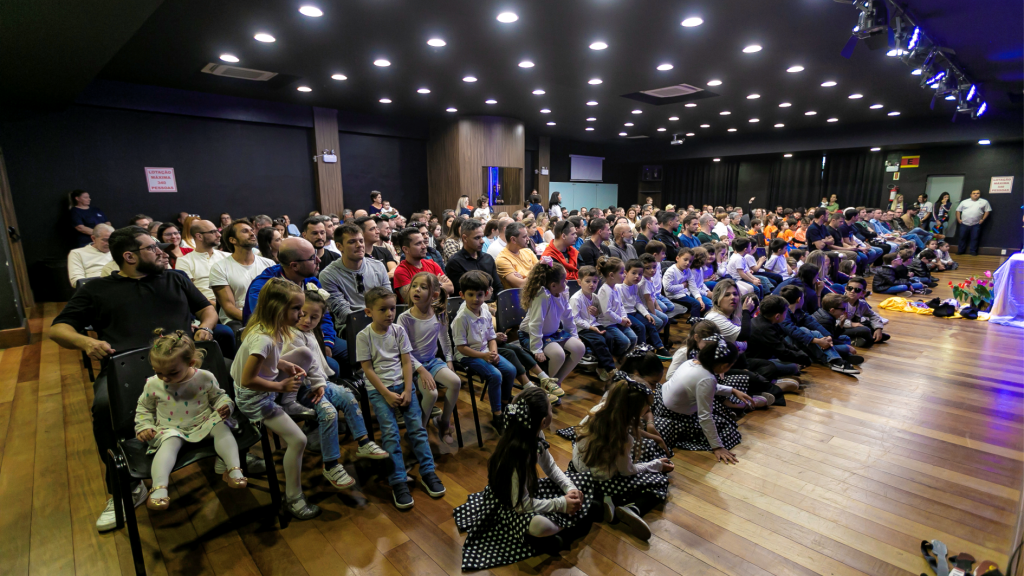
[135,330,245,511]
[454,387,595,571]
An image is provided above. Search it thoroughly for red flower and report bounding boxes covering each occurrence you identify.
[984,270,992,278]
[948,281,953,287]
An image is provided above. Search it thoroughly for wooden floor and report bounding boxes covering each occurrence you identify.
[1,255,1021,576]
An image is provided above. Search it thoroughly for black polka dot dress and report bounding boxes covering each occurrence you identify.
[653,371,751,452]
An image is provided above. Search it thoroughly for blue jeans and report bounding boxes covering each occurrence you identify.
[602,324,637,357]
[315,383,368,462]
[795,327,840,364]
[324,337,350,376]
[879,282,924,294]
[650,308,669,330]
[677,295,713,317]
[907,227,933,243]
[958,223,981,256]
[211,324,236,358]
[578,329,616,371]
[901,234,926,249]
[627,312,664,349]
[864,246,883,266]
[768,359,801,376]
[655,293,686,317]
[704,280,718,291]
[367,383,434,486]
[460,355,516,412]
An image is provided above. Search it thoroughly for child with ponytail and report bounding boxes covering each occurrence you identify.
[518,257,586,396]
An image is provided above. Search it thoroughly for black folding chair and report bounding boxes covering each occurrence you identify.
[446,296,484,448]
[343,311,375,442]
[488,288,530,401]
[567,280,581,297]
[106,341,278,576]
[75,277,101,382]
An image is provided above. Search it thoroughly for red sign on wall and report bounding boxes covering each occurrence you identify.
[899,156,920,168]
[145,167,177,193]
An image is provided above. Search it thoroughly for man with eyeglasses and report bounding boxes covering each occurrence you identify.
[178,219,240,354]
[50,226,222,533]
[301,216,339,273]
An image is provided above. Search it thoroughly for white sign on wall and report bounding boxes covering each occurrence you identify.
[989,176,1014,194]
[145,167,177,193]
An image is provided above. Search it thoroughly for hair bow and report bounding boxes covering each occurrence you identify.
[540,255,554,266]
[316,288,329,300]
[503,402,532,430]
[305,282,318,292]
[617,374,653,396]
[701,334,729,359]
[626,343,655,359]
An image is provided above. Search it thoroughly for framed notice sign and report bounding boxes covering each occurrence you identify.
[145,167,177,193]
[989,176,1014,194]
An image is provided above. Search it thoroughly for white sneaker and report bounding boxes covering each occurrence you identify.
[540,377,565,397]
[95,482,147,532]
[355,441,389,460]
[323,465,356,489]
[597,368,611,382]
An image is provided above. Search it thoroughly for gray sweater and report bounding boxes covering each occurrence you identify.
[318,257,390,326]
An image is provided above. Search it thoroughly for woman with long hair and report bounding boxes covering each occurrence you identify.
[257,227,283,263]
[548,192,563,221]
[442,216,465,262]
[456,195,473,217]
[932,192,952,234]
[180,215,201,248]
[157,222,193,269]
[69,189,111,247]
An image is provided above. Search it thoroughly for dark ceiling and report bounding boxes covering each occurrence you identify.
[4,0,1022,147]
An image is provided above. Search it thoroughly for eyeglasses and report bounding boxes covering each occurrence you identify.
[197,230,220,236]
[355,273,365,292]
[297,253,320,263]
[845,286,864,294]
[130,245,164,255]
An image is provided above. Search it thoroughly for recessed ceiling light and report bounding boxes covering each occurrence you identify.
[619,132,628,136]
[827,117,838,122]
[657,127,667,132]
[485,99,497,104]
[707,79,723,86]
[496,12,518,23]
[684,103,697,108]
[743,45,762,53]
[911,68,922,75]
[219,54,239,63]
[787,65,804,73]
[978,139,991,145]
[463,76,478,82]
[681,17,704,27]
[632,109,642,114]
[540,108,551,113]
[848,93,863,99]
[589,41,608,50]
[379,98,391,103]
[586,127,595,131]
[870,147,881,151]
[869,103,884,109]
[669,116,679,121]
[587,101,598,106]
[299,6,323,17]
[727,128,737,132]
[784,154,793,158]
[805,111,817,116]
[888,111,900,116]
[427,38,446,47]
[774,123,784,127]
[747,94,760,99]
[685,132,695,136]
[713,158,721,162]
[297,86,311,92]
[547,122,556,126]
[749,118,759,123]
[779,102,792,108]
[532,89,545,95]
[657,63,674,71]
[588,78,602,85]
[254,33,276,43]
[417,88,430,94]
[519,60,535,68]
[331,74,347,80]
[446,107,457,112]
[700,124,710,128]
[624,122,634,126]
[374,59,391,67]
[587,117,596,121]
[719,111,731,115]
[821,81,837,87]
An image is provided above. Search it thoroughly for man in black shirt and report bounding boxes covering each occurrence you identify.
[653,211,681,261]
[445,218,502,299]
[301,216,338,273]
[49,226,224,532]
[633,216,658,255]
[578,217,611,268]
[804,208,842,278]
[354,216,398,279]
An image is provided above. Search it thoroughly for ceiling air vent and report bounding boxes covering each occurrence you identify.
[201,63,278,81]
[641,84,703,98]
[625,135,650,139]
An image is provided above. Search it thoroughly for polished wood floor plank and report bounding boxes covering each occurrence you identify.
[0,380,39,576]
[0,346,23,403]
[29,391,75,575]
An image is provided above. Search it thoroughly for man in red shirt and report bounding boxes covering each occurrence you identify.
[541,219,580,280]
[394,227,454,303]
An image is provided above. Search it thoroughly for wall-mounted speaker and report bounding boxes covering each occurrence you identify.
[641,165,663,181]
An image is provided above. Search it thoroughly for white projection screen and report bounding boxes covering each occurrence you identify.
[570,154,604,181]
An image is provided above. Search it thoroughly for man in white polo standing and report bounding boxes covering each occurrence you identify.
[955,189,992,256]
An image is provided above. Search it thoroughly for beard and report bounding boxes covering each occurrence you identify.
[137,259,166,275]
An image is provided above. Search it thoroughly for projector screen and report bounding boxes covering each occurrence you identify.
[570,154,604,181]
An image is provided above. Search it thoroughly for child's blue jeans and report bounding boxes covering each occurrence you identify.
[655,294,686,317]
[602,324,637,357]
[578,329,616,371]
[366,383,434,486]
[676,295,713,317]
[879,283,923,294]
[459,355,516,412]
[315,383,369,463]
[627,312,664,349]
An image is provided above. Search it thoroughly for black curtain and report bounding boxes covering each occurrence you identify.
[662,159,740,209]
[767,154,823,211]
[822,151,886,208]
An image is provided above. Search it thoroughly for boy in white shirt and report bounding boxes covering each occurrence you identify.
[727,237,764,298]
[618,259,670,358]
[569,266,615,381]
[764,238,793,280]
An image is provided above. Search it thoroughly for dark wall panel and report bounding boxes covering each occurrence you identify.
[338,131,428,216]
[0,104,315,266]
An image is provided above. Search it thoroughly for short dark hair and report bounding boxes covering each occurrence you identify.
[844,208,858,220]
[798,264,819,286]
[587,217,608,235]
[554,219,575,239]
[821,293,845,310]
[759,295,789,318]
[624,258,644,271]
[828,211,843,222]
[335,223,362,243]
[461,218,484,237]
[813,207,828,219]
[919,249,936,260]
[459,270,491,293]
[483,219,501,238]
[645,240,666,255]
[370,191,382,201]
[109,226,149,267]
[578,265,598,279]
[224,218,253,247]
[301,217,324,234]
[682,214,698,228]
[130,214,152,225]
[731,237,752,252]
[883,252,899,265]
[847,276,867,290]
[505,222,526,242]
[779,284,804,305]
[396,227,422,250]
[657,211,678,226]
[639,216,656,231]
[364,286,394,308]
[769,238,787,253]
[639,253,656,266]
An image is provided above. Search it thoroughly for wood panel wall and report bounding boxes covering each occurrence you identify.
[312,107,344,215]
[426,116,525,217]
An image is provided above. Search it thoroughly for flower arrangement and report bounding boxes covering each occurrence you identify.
[949,271,993,309]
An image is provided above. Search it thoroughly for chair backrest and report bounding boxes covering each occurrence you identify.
[345,311,373,367]
[495,288,524,333]
[445,296,463,321]
[395,304,410,317]
[567,280,581,297]
[106,347,155,438]
[76,277,100,289]
[196,340,233,399]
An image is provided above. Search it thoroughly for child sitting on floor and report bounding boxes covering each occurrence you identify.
[908,249,940,287]
[872,253,926,295]
[933,240,958,270]
[841,276,890,348]
[777,285,860,375]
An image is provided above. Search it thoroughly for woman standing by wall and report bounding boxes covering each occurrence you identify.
[69,190,111,247]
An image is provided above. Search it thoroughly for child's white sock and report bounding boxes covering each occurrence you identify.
[538,370,550,380]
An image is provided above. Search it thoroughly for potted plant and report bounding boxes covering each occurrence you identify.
[949,271,993,311]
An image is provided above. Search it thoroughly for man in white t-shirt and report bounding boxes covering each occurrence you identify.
[68,224,114,286]
[955,189,992,256]
[177,219,229,305]
[211,220,274,326]
[485,217,513,260]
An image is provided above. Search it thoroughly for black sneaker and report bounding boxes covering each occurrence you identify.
[829,360,861,375]
[419,471,446,498]
[615,505,652,541]
[392,482,414,509]
[847,354,865,365]
[492,418,506,436]
[655,347,673,361]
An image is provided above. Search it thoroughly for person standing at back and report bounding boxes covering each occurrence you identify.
[955,189,992,257]
[69,189,111,247]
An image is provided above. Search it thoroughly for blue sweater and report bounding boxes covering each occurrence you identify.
[242,265,337,349]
